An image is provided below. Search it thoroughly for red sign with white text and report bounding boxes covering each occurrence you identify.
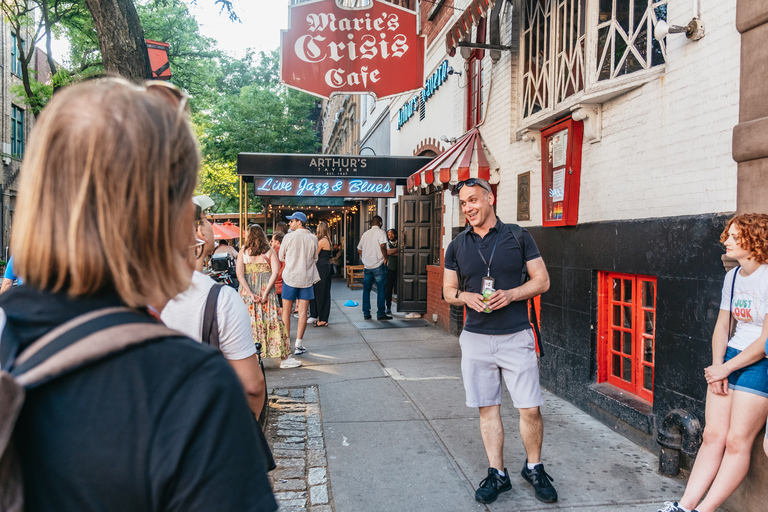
[280,0,425,99]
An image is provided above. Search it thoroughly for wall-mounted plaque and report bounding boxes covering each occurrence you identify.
[517,172,530,221]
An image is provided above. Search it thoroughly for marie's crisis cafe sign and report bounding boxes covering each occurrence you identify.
[281,0,425,99]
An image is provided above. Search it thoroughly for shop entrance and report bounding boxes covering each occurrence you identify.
[236,152,434,314]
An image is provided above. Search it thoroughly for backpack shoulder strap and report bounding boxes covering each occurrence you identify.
[12,308,179,388]
[503,223,528,286]
[728,266,741,340]
[202,283,225,351]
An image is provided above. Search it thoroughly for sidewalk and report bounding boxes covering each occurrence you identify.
[264,278,687,512]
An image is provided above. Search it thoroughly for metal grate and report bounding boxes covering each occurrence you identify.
[352,319,431,330]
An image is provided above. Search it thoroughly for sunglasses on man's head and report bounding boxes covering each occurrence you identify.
[454,178,492,195]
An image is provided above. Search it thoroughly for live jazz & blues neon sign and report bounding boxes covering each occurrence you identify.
[255,177,395,198]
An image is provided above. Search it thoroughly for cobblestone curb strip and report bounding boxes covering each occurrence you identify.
[267,386,333,512]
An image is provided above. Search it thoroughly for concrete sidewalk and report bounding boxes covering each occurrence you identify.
[264,278,686,512]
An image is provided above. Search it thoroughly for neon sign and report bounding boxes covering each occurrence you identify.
[397,60,449,130]
[255,177,395,198]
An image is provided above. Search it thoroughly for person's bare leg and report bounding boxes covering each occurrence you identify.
[694,391,768,512]
[677,390,733,510]
[479,405,504,470]
[281,298,294,356]
[519,407,543,463]
[296,299,309,342]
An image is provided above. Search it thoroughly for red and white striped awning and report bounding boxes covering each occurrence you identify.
[407,128,499,194]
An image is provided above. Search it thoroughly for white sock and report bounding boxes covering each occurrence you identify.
[495,469,505,477]
[677,505,691,512]
[296,339,303,347]
[527,461,541,470]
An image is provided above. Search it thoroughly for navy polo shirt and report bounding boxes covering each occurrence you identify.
[444,218,541,335]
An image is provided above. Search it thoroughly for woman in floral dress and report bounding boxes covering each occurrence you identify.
[236,224,300,368]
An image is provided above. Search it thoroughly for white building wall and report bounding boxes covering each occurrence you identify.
[513,0,738,226]
[451,0,740,228]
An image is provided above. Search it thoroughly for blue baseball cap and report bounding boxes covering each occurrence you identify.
[286,212,307,222]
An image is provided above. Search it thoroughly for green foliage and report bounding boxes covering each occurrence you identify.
[202,82,320,163]
[195,158,261,213]
[137,0,221,112]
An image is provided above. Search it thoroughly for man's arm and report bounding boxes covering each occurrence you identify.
[0,278,13,294]
[443,268,487,313]
[487,257,550,310]
[379,243,387,262]
[227,355,266,417]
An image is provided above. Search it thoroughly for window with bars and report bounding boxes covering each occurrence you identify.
[521,0,586,118]
[520,0,666,122]
[11,105,24,159]
[598,272,656,402]
[596,0,667,81]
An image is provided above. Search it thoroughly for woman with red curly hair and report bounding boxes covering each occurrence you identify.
[658,213,768,512]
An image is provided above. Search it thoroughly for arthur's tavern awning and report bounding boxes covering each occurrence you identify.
[406,128,499,194]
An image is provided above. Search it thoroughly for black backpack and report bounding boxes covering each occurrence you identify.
[452,223,544,356]
[0,308,179,512]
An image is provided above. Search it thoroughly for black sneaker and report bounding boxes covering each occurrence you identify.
[377,314,393,320]
[520,460,557,503]
[475,467,511,504]
[363,314,372,320]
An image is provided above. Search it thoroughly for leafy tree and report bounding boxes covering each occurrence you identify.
[137,0,220,111]
[203,83,321,163]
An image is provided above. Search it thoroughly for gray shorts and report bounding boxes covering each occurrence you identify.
[459,329,543,409]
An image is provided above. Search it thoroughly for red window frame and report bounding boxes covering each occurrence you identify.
[540,116,583,226]
[467,54,483,129]
[597,272,657,403]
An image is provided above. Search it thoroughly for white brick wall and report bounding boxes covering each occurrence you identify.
[391,0,740,229]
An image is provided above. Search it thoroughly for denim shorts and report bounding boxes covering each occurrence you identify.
[281,282,314,302]
[725,346,768,398]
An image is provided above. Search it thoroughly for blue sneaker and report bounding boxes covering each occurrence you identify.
[475,468,511,504]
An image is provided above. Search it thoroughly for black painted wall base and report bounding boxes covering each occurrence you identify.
[527,213,732,447]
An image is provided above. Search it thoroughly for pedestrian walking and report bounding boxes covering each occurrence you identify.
[0,77,276,512]
[657,213,768,512]
[237,224,298,369]
[162,200,267,414]
[279,212,320,356]
[442,177,556,505]
[357,215,391,320]
[385,229,398,315]
[270,231,286,307]
[312,221,333,327]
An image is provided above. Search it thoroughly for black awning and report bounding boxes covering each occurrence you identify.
[237,153,433,185]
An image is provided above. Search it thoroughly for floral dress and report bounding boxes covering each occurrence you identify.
[240,251,290,359]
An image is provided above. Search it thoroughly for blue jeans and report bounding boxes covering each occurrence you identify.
[362,264,388,317]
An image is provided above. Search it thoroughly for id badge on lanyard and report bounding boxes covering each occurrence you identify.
[473,233,499,314]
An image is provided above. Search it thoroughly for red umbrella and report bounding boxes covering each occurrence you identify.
[211,222,240,240]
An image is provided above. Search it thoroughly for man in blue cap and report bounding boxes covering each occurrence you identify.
[279,212,320,357]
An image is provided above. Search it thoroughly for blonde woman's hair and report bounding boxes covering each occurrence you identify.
[244,224,271,257]
[316,221,330,241]
[11,78,199,307]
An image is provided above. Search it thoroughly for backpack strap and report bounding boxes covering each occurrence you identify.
[728,266,740,341]
[11,308,179,388]
[504,223,544,357]
[202,284,224,351]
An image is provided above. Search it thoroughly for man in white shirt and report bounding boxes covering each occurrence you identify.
[162,198,267,416]
[279,212,320,355]
[357,215,391,320]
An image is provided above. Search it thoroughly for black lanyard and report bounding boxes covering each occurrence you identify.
[471,230,500,277]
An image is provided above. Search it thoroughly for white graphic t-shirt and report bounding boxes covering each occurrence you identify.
[720,264,768,351]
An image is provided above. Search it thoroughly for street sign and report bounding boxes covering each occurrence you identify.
[280,0,425,99]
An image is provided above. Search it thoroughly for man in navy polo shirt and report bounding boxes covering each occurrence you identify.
[443,177,557,505]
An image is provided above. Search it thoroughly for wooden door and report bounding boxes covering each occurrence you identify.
[398,194,433,313]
